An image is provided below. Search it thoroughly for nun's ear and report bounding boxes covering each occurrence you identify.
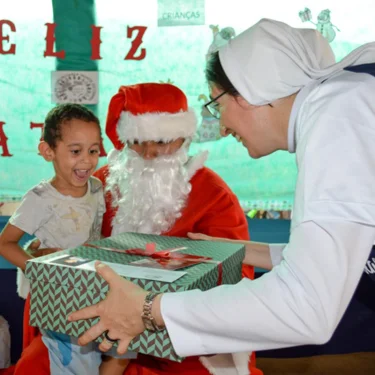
[234,95,253,110]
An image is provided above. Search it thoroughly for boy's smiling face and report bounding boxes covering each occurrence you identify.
[40,119,101,197]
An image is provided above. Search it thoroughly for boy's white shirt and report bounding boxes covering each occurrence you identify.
[13,177,105,299]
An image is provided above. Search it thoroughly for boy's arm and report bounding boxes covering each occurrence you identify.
[0,223,31,270]
[6,190,61,262]
[0,226,61,271]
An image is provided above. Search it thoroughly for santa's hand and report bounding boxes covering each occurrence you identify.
[25,239,61,257]
[187,232,237,243]
[188,234,273,269]
[187,232,214,241]
[68,262,149,355]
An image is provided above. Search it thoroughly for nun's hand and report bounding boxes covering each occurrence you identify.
[68,262,148,355]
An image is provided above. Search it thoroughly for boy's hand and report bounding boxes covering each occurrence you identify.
[25,239,61,257]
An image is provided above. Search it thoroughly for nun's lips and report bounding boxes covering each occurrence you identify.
[220,124,243,143]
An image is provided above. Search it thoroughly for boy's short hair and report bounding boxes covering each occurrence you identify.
[44,104,101,148]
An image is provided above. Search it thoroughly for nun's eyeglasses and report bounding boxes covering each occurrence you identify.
[204,91,227,119]
[204,91,273,119]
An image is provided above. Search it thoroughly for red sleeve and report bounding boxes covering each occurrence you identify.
[93,165,107,185]
[195,189,249,241]
[192,170,253,279]
[93,165,116,238]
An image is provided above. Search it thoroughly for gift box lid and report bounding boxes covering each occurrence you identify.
[25,232,245,292]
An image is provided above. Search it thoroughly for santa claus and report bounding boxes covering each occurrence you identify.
[14,83,262,375]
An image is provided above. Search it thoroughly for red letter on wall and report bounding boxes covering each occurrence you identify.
[125,26,147,60]
[30,122,44,155]
[44,23,65,58]
[30,122,44,141]
[0,122,12,157]
[91,25,102,60]
[0,20,16,55]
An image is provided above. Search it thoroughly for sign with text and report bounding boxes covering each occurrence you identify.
[157,0,205,27]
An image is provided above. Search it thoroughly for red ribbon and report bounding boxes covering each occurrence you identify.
[84,242,223,285]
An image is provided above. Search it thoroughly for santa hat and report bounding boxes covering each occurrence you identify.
[106,83,197,149]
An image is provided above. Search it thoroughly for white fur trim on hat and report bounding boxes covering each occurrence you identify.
[117,108,197,143]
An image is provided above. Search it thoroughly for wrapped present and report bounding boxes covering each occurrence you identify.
[25,233,245,362]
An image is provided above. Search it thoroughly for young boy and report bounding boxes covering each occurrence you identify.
[0,104,132,375]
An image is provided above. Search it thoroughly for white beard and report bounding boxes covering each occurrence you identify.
[106,145,192,235]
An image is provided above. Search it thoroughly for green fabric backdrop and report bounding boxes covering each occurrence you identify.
[0,0,371,209]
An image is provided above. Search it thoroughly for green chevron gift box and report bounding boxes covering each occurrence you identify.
[25,232,245,362]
